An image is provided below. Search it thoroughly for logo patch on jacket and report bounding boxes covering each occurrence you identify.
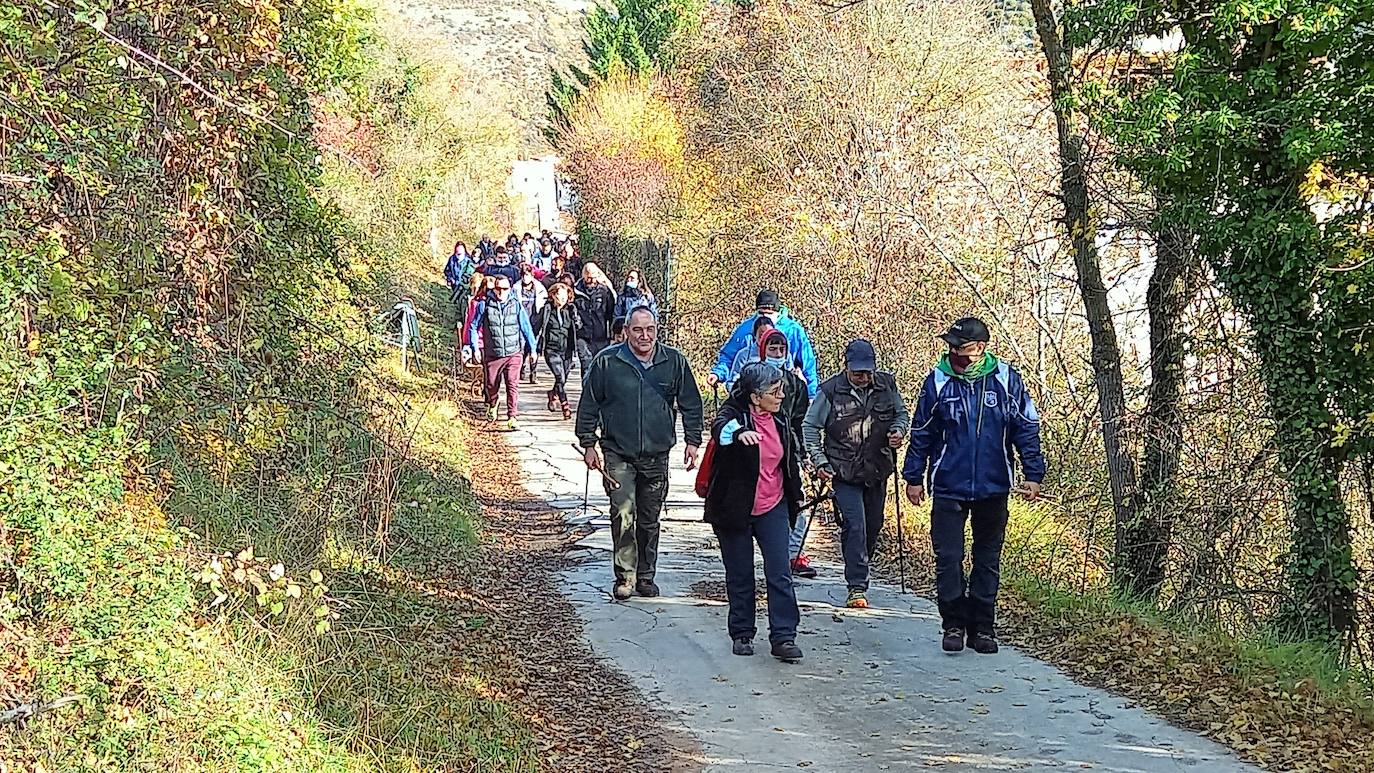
[984,391,998,408]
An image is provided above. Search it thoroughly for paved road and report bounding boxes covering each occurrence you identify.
[504,375,1260,772]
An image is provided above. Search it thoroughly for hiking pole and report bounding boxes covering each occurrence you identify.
[891,450,908,595]
[582,467,590,520]
[793,482,830,558]
[569,444,621,490]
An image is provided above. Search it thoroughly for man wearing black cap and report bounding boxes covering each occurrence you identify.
[802,339,908,609]
[903,317,1046,654]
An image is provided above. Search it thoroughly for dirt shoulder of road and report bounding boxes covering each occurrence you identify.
[460,413,703,772]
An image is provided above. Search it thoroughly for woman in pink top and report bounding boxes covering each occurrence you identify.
[702,363,805,661]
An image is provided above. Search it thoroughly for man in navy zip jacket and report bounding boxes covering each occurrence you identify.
[903,317,1046,655]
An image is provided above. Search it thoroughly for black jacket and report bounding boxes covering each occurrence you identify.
[540,303,580,357]
[703,398,804,534]
[574,282,616,342]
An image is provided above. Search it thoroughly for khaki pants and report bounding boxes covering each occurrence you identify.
[604,448,670,584]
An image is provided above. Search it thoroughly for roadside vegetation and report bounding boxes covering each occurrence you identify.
[1,1,545,769]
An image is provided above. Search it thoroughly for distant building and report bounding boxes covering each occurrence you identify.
[507,156,568,235]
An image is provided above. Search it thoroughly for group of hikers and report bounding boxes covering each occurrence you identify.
[447,238,1046,664]
[444,231,658,429]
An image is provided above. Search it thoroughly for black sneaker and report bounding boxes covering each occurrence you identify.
[771,640,803,661]
[970,631,999,654]
[942,627,966,652]
[732,638,754,656]
[612,581,633,601]
[635,579,660,598]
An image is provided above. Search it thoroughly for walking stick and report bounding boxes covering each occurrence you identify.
[570,444,621,490]
[891,451,908,594]
[711,384,720,416]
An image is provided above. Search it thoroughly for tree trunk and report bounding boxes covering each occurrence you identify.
[1028,0,1140,568]
[1119,218,1197,601]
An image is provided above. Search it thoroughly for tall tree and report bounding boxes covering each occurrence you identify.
[1119,216,1199,599]
[1082,0,1374,641]
[1028,0,1142,581]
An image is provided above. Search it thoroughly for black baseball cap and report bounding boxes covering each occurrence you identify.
[844,339,877,371]
[755,289,780,310]
[939,317,991,347]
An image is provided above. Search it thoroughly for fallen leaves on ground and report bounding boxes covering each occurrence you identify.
[453,411,702,772]
[872,521,1374,773]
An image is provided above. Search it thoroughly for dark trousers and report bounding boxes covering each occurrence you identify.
[576,336,608,372]
[483,353,522,417]
[545,351,573,404]
[604,449,669,583]
[930,495,1009,633]
[522,334,542,381]
[833,478,888,591]
[715,501,800,644]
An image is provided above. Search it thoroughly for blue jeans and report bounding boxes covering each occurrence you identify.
[715,501,800,645]
[833,479,887,591]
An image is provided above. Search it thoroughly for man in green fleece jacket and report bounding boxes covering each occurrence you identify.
[577,307,704,601]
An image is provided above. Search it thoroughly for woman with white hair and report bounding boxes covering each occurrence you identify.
[573,261,617,370]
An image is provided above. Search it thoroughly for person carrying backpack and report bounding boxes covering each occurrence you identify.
[722,326,818,578]
[577,307,703,600]
[802,340,908,609]
[903,317,1045,655]
[703,362,805,661]
[466,275,537,430]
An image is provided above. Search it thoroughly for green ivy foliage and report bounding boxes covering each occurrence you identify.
[1074,0,1374,642]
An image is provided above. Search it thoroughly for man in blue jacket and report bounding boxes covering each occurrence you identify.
[708,290,820,398]
[903,317,1046,655]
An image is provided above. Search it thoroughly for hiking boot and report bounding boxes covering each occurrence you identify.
[612,581,634,601]
[561,403,572,420]
[506,418,518,431]
[732,638,754,656]
[635,579,660,598]
[845,589,869,609]
[771,640,803,661]
[969,631,999,655]
[942,627,966,653]
[485,405,498,420]
[790,554,817,579]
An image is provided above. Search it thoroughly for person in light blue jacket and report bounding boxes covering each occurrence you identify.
[723,316,778,389]
[902,317,1046,657]
[708,290,820,398]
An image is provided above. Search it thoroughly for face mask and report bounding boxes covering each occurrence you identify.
[766,356,787,368]
[949,351,975,370]
[626,279,639,290]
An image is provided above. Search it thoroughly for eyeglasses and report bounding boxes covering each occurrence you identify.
[757,384,785,398]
